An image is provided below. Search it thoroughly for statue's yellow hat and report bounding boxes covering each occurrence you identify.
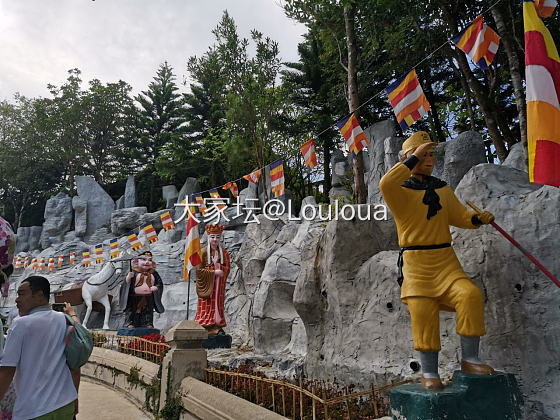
[401,131,436,156]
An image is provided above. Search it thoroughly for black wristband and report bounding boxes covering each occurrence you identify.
[403,155,419,170]
[471,215,482,226]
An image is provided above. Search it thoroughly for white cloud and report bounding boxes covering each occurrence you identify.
[0,0,306,99]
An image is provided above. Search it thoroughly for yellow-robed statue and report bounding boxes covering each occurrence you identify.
[380,131,496,389]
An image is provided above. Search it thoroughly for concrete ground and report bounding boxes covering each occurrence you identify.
[77,378,152,419]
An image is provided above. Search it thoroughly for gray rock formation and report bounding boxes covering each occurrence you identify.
[40,192,73,249]
[72,197,87,238]
[329,150,353,204]
[431,130,487,189]
[15,226,42,253]
[139,210,167,232]
[177,177,199,204]
[364,120,403,204]
[162,185,179,209]
[110,207,147,236]
[453,163,559,420]
[503,142,528,173]
[75,176,114,237]
[115,196,125,210]
[124,175,136,208]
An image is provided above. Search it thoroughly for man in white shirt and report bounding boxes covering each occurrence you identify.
[0,276,80,419]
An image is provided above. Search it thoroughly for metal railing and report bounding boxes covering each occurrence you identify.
[91,331,170,364]
[206,368,411,419]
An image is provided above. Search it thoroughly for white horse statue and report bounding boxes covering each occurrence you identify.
[82,258,125,330]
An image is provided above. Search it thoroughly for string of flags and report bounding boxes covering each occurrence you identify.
[10,0,559,277]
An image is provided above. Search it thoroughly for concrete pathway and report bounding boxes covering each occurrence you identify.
[77,379,152,419]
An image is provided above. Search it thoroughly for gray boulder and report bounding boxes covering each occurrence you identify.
[110,207,147,236]
[364,120,404,204]
[331,149,350,187]
[75,176,114,237]
[431,130,487,190]
[15,226,42,253]
[454,163,559,420]
[40,193,73,249]
[72,197,87,238]
[139,210,167,232]
[115,196,125,210]
[124,175,136,208]
[162,185,179,209]
[503,142,528,173]
[177,177,199,204]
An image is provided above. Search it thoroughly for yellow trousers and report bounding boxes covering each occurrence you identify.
[406,278,486,352]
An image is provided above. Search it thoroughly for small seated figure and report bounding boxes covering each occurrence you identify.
[122,251,164,328]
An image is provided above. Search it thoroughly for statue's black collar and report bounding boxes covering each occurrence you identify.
[402,176,447,219]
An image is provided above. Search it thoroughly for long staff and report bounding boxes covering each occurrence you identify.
[467,201,560,288]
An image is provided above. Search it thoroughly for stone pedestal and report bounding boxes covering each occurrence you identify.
[159,320,207,409]
[389,371,523,420]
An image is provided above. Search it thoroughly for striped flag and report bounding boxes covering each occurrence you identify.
[160,211,176,231]
[335,114,370,157]
[194,193,207,216]
[270,159,285,198]
[57,255,64,268]
[386,69,431,131]
[95,244,104,264]
[15,256,22,269]
[300,139,318,171]
[243,169,262,185]
[39,257,46,271]
[222,182,239,198]
[535,0,557,18]
[31,257,38,270]
[110,238,120,259]
[127,232,143,251]
[452,15,501,70]
[524,0,560,187]
[48,257,55,272]
[209,188,226,210]
[82,250,91,267]
[143,223,159,243]
[69,252,76,265]
[23,256,29,268]
[183,211,202,280]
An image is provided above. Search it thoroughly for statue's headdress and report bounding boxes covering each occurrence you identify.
[138,250,153,258]
[205,224,225,235]
[401,131,436,156]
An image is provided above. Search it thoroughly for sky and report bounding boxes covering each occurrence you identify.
[0,0,307,101]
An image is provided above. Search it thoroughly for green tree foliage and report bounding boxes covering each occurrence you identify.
[0,96,62,228]
[134,62,189,210]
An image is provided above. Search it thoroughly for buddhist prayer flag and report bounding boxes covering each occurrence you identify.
[209,189,226,210]
[160,211,176,231]
[535,0,558,18]
[452,15,501,70]
[48,257,55,272]
[127,232,143,251]
[23,256,29,268]
[270,159,285,198]
[222,182,239,198]
[300,139,318,171]
[31,257,38,270]
[39,257,46,271]
[243,169,262,185]
[110,238,120,259]
[335,114,370,157]
[524,0,560,187]
[82,250,91,267]
[57,255,64,268]
[14,256,22,269]
[194,193,207,216]
[183,211,202,280]
[386,69,431,131]
[143,223,159,243]
[95,244,104,264]
[70,252,76,265]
